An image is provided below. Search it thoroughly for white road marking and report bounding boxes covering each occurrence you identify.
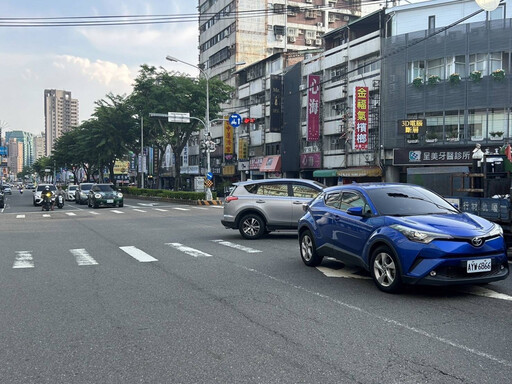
[16,215,25,219]
[316,266,371,280]
[65,212,76,216]
[212,239,262,253]
[90,211,100,215]
[165,243,212,257]
[193,207,208,210]
[154,208,168,212]
[133,209,147,213]
[458,286,512,301]
[13,251,34,269]
[138,203,157,207]
[119,246,158,262]
[111,210,124,214]
[70,249,98,266]
[173,207,189,211]
[42,214,51,218]
[211,205,224,209]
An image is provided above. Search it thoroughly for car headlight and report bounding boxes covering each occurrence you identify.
[95,193,102,198]
[117,192,123,198]
[390,224,453,244]
[487,223,503,238]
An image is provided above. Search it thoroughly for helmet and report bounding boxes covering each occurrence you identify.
[44,185,50,191]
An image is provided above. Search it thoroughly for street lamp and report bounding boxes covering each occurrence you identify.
[166,55,213,200]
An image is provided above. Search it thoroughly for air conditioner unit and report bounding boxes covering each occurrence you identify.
[276,34,283,41]
[343,15,350,21]
[305,0,312,3]
[288,36,296,43]
[305,39,313,45]
[315,39,322,45]
[329,15,336,23]
[316,22,323,27]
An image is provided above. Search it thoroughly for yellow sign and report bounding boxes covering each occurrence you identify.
[224,117,234,155]
[113,160,130,174]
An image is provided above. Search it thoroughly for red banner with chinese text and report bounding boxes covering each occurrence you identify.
[307,75,320,142]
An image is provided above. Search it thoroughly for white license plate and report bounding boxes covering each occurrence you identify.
[107,199,114,203]
[467,259,492,273]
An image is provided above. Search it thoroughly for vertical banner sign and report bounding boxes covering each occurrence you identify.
[224,116,234,160]
[149,147,154,175]
[182,143,189,167]
[270,75,282,132]
[153,147,159,177]
[307,75,320,141]
[238,138,248,160]
[353,86,369,150]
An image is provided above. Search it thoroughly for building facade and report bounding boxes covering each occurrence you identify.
[44,89,79,156]
[5,130,34,167]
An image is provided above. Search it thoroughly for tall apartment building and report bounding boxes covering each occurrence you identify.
[44,89,79,156]
[7,138,23,177]
[34,133,46,161]
[5,130,34,167]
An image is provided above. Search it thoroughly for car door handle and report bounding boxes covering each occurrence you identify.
[293,201,303,204]
[256,200,266,204]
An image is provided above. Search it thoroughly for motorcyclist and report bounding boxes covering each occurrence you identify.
[41,185,54,211]
[55,185,65,208]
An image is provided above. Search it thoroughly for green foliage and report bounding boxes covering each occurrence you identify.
[118,187,217,200]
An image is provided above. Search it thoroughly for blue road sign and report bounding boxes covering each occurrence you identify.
[229,113,242,128]
[206,172,213,180]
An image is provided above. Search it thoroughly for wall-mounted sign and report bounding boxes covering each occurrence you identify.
[306,74,320,141]
[270,75,282,132]
[353,86,369,150]
[398,119,426,134]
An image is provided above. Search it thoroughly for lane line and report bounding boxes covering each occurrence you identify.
[70,249,99,266]
[16,214,25,219]
[13,251,34,269]
[165,243,212,257]
[111,210,124,214]
[212,239,262,253]
[42,214,51,218]
[457,286,512,301]
[316,266,371,280]
[133,209,147,213]
[154,208,168,212]
[119,246,158,262]
[173,207,189,211]
[65,212,77,216]
[90,211,100,215]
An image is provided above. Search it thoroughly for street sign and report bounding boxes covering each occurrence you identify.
[206,172,213,180]
[168,112,191,123]
[229,113,242,128]
[204,179,213,188]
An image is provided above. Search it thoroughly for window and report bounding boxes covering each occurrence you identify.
[325,192,341,209]
[425,112,443,140]
[428,16,435,33]
[469,53,488,75]
[468,109,487,139]
[490,52,503,72]
[259,183,288,197]
[445,110,464,140]
[408,61,425,82]
[446,55,465,77]
[489,5,504,20]
[427,58,445,79]
[339,191,366,212]
[292,184,321,199]
[356,55,380,75]
[488,109,506,137]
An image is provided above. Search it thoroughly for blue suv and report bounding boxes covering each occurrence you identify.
[298,183,509,293]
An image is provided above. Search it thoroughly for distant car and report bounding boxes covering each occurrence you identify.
[66,185,78,201]
[2,185,12,195]
[26,183,35,190]
[221,178,325,239]
[75,183,94,205]
[87,183,123,208]
[298,183,509,293]
[33,184,56,206]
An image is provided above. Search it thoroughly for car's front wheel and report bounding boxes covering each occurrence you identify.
[299,229,323,266]
[370,246,402,293]
[238,213,265,240]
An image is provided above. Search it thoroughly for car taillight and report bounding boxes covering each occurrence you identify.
[225,196,238,203]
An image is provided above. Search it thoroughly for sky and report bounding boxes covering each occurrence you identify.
[0,1,200,136]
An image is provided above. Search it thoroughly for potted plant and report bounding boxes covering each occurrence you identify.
[449,73,461,85]
[425,132,438,143]
[446,130,459,141]
[470,70,482,82]
[427,74,440,85]
[413,77,423,87]
[490,131,504,140]
[491,68,505,81]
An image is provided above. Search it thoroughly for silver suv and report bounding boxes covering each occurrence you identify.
[221,178,325,239]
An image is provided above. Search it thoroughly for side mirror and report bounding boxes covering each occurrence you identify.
[302,203,310,212]
[347,206,364,216]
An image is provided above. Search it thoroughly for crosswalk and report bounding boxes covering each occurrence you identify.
[8,240,261,269]
[13,205,219,219]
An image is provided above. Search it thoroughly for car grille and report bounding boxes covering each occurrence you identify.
[434,261,504,279]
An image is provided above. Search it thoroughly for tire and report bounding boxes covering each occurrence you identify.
[33,200,37,207]
[299,229,323,267]
[88,198,92,208]
[118,202,123,207]
[93,202,98,209]
[370,246,403,293]
[238,213,265,240]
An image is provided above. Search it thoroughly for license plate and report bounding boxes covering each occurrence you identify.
[107,199,114,203]
[467,259,492,273]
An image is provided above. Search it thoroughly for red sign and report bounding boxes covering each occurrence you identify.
[353,86,369,150]
[300,153,321,169]
[307,75,320,141]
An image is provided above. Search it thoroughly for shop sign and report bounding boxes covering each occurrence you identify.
[300,153,321,169]
[353,86,368,150]
[249,156,263,170]
[307,74,320,141]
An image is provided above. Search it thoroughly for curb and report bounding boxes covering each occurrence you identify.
[197,200,223,206]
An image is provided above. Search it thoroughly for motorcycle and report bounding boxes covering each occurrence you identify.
[56,194,64,209]
[41,191,54,211]
[19,188,23,194]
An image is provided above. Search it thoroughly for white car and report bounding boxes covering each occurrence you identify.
[33,184,56,206]
[66,185,78,201]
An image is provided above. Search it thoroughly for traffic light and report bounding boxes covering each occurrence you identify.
[243,117,256,124]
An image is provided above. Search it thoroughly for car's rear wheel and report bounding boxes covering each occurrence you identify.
[300,229,323,266]
[370,246,402,293]
[239,213,265,240]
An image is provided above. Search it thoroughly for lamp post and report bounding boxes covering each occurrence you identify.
[166,55,213,200]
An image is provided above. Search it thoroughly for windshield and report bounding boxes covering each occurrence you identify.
[37,185,56,192]
[95,185,114,192]
[80,184,93,191]
[366,186,458,216]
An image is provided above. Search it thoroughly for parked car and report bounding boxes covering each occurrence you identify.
[66,185,78,201]
[221,178,325,239]
[298,183,509,293]
[75,183,94,205]
[0,189,4,208]
[1,185,12,195]
[33,184,57,206]
[87,183,123,208]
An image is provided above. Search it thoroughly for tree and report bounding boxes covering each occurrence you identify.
[129,64,233,190]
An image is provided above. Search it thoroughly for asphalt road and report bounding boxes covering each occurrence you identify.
[0,190,511,383]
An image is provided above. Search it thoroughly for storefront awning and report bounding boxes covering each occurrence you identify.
[260,155,281,172]
[313,169,338,177]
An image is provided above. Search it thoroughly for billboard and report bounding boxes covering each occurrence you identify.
[306,74,320,141]
[353,86,369,150]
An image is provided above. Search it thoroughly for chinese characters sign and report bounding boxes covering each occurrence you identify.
[224,116,234,157]
[307,75,320,141]
[353,86,369,150]
[398,119,426,134]
[270,75,282,132]
[393,147,482,165]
